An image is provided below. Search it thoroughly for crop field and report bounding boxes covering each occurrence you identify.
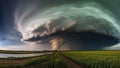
[62,50,120,68]
[0,51,119,68]
[0,52,68,68]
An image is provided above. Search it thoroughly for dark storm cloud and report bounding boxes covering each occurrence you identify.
[14,0,120,50]
[23,24,119,50]
[22,16,119,50]
[1,0,120,50]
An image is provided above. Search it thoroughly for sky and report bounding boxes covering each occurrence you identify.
[0,0,120,51]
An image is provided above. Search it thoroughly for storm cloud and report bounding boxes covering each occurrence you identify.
[14,0,120,50]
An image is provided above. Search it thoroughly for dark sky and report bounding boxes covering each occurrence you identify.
[0,0,22,47]
[0,0,120,50]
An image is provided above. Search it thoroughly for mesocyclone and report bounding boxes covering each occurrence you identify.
[15,1,120,50]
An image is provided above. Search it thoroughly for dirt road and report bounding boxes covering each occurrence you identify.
[61,55,82,68]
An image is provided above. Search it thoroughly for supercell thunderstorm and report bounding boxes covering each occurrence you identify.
[15,1,120,50]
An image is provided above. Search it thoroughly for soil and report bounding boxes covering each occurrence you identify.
[61,55,82,68]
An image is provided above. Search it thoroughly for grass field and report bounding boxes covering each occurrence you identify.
[62,50,120,68]
[0,50,119,68]
[0,52,68,68]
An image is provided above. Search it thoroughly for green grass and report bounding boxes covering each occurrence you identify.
[0,50,119,68]
[62,50,120,68]
[0,52,68,68]
[24,52,68,68]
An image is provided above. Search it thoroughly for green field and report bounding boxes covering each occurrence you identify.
[62,50,120,68]
[0,52,68,68]
[0,51,120,68]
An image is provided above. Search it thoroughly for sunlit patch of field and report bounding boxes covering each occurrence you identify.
[62,50,120,68]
